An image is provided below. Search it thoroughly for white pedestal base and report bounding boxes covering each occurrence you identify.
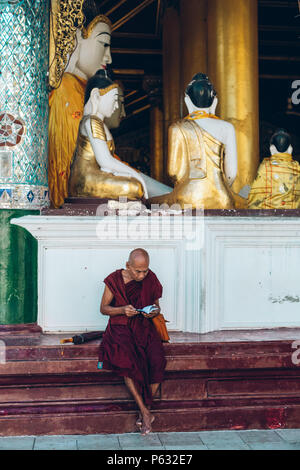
[11,214,300,334]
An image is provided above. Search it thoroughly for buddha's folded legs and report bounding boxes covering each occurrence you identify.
[69,171,144,200]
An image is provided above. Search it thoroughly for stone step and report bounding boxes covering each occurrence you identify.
[1,327,300,435]
[1,398,300,436]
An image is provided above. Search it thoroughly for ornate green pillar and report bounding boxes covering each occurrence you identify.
[0,210,38,324]
[0,0,49,324]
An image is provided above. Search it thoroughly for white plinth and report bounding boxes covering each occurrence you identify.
[11,214,300,334]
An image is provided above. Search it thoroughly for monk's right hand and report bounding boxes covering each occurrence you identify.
[123,305,139,317]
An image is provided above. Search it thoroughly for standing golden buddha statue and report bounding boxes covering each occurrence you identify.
[149,74,246,209]
[49,12,112,208]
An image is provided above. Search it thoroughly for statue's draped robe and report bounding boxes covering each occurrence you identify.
[248,153,300,209]
[68,115,143,199]
[150,119,236,209]
[98,269,166,405]
[49,73,87,208]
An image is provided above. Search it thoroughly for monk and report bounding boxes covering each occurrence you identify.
[98,248,166,435]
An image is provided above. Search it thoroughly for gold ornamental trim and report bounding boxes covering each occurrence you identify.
[49,1,112,90]
[90,116,106,141]
[82,14,112,39]
[49,0,85,89]
[98,84,119,96]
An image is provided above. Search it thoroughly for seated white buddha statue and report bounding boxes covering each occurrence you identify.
[149,73,241,209]
[105,82,172,199]
[68,70,148,200]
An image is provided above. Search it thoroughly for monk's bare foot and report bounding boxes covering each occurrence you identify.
[136,413,143,429]
[140,412,155,436]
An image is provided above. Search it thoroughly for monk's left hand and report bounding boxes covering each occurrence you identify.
[142,306,160,319]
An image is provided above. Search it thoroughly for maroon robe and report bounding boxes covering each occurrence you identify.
[98,269,166,405]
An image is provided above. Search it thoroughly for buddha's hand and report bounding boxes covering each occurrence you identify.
[123,305,139,317]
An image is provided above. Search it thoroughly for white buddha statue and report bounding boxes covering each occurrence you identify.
[49,15,112,208]
[68,70,148,200]
[104,83,172,199]
[65,17,112,80]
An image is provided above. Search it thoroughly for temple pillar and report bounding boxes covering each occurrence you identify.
[207,0,260,192]
[0,0,50,209]
[162,1,181,183]
[0,0,49,323]
[0,210,38,324]
[180,0,208,92]
[143,76,164,182]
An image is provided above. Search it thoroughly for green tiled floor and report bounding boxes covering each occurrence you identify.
[1,430,300,450]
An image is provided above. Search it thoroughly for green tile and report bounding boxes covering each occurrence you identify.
[34,435,77,450]
[198,431,250,450]
[238,430,283,444]
[158,432,205,447]
[248,441,300,450]
[0,437,35,450]
[275,429,300,443]
[121,446,165,451]
[118,433,163,450]
[205,443,250,450]
[164,445,208,450]
[77,434,121,450]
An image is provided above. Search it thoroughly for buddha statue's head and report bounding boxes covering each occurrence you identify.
[270,129,293,155]
[66,15,112,81]
[83,69,119,119]
[105,82,126,129]
[184,73,217,113]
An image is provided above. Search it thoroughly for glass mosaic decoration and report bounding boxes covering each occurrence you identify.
[0,0,49,209]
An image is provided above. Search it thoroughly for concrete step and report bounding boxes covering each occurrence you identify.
[1,326,300,435]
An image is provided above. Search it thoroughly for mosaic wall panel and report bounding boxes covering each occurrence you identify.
[0,0,49,209]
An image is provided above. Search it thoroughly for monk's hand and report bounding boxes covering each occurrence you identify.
[124,305,139,317]
[142,306,160,319]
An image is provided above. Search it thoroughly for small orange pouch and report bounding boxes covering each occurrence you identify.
[152,314,170,343]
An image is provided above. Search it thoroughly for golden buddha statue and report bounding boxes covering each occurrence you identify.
[248,129,300,209]
[68,70,148,200]
[149,74,244,210]
[49,14,112,208]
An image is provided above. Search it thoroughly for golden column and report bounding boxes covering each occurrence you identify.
[162,1,181,183]
[207,0,260,193]
[143,76,164,182]
[180,0,208,92]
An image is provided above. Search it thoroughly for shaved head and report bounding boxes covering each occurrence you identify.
[128,248,149,265]
[126,248,150,282]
